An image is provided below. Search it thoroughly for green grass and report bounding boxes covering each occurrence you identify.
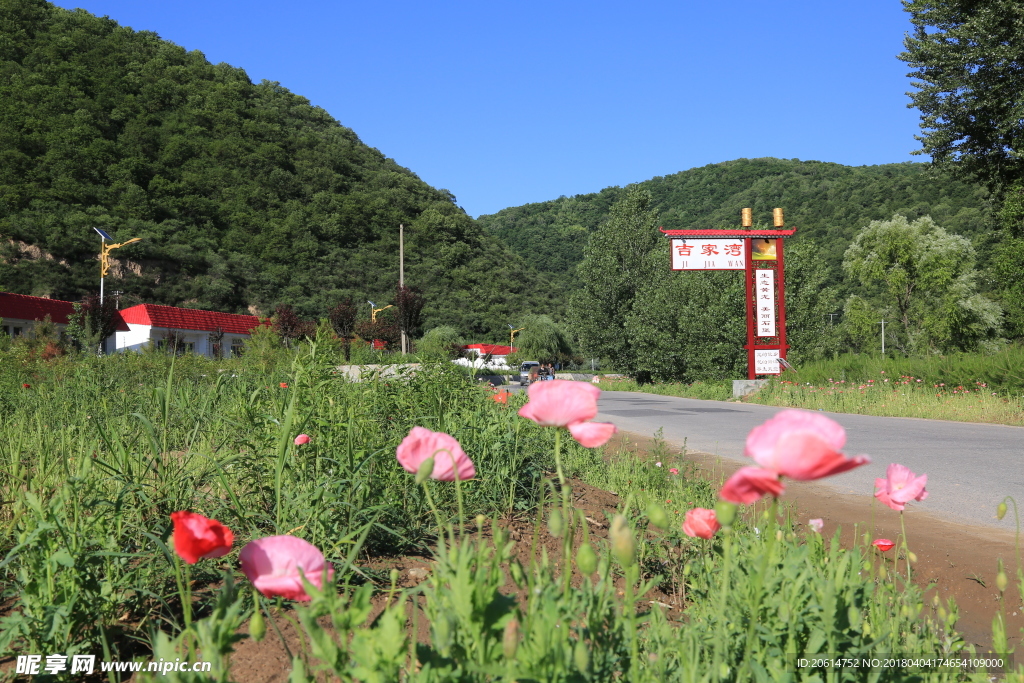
[1,342,1021,681]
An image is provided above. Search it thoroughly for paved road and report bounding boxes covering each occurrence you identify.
[593,390,1024,528]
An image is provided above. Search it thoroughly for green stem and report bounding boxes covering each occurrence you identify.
[173,554,192,631]
[715,530,733,672]
[900,511,911,584]
[554,429,574,591]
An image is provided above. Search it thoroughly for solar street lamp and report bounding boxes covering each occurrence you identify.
[508,323,524,348]
[368,300,393,323]
[95,227,142,305]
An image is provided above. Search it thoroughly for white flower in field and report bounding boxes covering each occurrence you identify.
[655,462,662,467]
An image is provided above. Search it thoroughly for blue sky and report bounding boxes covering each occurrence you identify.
[52,0,923,218]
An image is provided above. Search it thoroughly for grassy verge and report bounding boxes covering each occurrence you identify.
[594,349,1024,425]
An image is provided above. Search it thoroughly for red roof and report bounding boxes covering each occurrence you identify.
[120,304,265,335]
[464,344,517,356]
[0,292,129,331]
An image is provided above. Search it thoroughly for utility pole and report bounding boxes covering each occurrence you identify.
[400,223,407,354]
[878,320,886,354]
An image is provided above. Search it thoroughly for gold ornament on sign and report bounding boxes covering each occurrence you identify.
[741,208,753,228]
[773,208,785,227]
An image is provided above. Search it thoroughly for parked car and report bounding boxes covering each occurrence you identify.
[518,361,541,386]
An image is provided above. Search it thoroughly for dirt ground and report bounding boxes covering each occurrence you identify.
[225,430,1024,682]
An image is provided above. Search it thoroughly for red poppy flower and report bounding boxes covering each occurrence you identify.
[872,538,895,552]
[279,382,289,389]
[171,511,234,564]
[22,383,30,389]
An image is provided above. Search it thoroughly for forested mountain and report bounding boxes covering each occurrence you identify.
[0,1,558,339]
[478,158,991,294]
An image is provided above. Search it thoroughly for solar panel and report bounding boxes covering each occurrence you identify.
[93,228,113,240]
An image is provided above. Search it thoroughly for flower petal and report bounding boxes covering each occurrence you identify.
[719,467,785,505]
[239,536,333,601]
[518,380,599,428]
[567,421,617,448]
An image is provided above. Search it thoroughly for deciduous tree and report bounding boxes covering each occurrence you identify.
[899,0,1024,195]
[842,214,1002,352]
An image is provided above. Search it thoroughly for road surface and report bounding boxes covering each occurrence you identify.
[590,390,1024,528]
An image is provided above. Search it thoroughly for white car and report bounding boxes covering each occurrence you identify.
[518,361,541,386]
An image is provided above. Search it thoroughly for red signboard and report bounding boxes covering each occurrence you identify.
[662,225,794,379]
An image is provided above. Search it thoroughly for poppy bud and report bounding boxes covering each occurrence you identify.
[249,594,266,642]
[609,514,636,568]
[997,502,1008,520]
[573,640,590,672]
[997,560,1008,593]
[908,551,917,563]
[502,619,519,659]
[475,514,487,531]
[415,457,435,485]
[714,500,737,528]
[548,508,564,538]
[647,503,669,530]
[576,543,598,575]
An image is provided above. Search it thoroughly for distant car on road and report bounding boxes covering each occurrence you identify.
[518,361,540,386]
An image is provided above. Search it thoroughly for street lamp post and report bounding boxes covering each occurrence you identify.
[508,324,524,348]
[95,228,142,305]
[368,300,393,323]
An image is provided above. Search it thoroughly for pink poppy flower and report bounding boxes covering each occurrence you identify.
[683,508,720,539]
[744,410,870,481]
[874,463,928,511]
[872,538,895,552]
[719,467,785,504]
[669,468,679,475]
[240,536,334,601]
[170,511,234,564]
[294,434,311,446]
[518,380,616,448]
[396,426,475,481]
[808,518,824,533]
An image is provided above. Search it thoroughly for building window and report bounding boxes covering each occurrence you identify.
[13,326,23,337]
[230,339,245,357]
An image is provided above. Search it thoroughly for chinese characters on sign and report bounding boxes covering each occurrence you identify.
[670,239,745,270]
[755,269,776,337]
[754,349,781,375]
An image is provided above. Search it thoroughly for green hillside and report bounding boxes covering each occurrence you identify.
[478,158,991,292]
[0,0,557,339]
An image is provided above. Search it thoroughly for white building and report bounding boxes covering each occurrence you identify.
[117,304,265,357]
[454,343,518,370]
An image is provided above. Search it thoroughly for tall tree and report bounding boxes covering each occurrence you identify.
[66,294,119,352]
[394,285,425,354]
[899,0,1024,195]
[328,298,358,361]
[568,185,661,373]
